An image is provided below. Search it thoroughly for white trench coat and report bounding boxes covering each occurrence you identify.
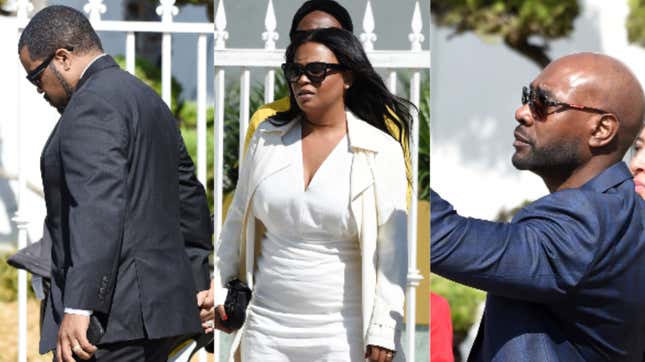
[213,110,408,361]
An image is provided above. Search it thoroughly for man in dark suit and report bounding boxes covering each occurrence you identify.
[18,6,211,361]
[431,53,645,361]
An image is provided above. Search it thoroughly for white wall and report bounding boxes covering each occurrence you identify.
[430,0,645,219]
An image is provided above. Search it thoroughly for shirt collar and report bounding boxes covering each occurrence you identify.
[580,161,633,193]
[80,53,107,80]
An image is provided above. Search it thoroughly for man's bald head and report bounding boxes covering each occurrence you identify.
[542,53,645,157]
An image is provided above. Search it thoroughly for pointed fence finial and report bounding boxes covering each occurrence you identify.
[262,0,279,50]
[214,0,229,50]
[16,0,34,21]
[360,0,377,51]
[156,0,179,23]
[408,1,425,51]
[83,0,106,23]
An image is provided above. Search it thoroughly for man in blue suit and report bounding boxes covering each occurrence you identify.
[431,53,645,361]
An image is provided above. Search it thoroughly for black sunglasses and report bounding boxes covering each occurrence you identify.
[521,86,610,119]
[26,47,73,87]
[281,62,347,84]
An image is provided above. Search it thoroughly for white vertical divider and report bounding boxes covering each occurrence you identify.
[213,66,225,362]
[15,3,32,361]
[406,1,424,361]
[387,70,397,95]
[406,70,423,362]
[360,0,376,51]
[263,0,278,104]
[213,1,228,359]
[197,34,208,185]
[157,0,178,108]
[405,3,425,360]
[239,69,251,164]
[126,32,136,75]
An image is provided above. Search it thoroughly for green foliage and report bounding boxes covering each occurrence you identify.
[431,274,486,335]
[113,55,184,115]
[431,0,579,68]
[627,0,645,46]
[0,254,35,302]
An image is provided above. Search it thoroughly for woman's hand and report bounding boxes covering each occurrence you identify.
[365,345,395,362]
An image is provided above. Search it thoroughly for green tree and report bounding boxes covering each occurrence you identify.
[627,0,645,46]
[431,0,579,68]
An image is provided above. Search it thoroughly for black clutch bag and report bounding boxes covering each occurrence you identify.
[87,315,105,345]
[221,279,252,330]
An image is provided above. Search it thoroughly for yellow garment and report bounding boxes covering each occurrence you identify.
[243,96,413,204]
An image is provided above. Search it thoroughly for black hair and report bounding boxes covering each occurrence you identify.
[275,28,414,151]
[18,5,103,60]
[289,0,353,40]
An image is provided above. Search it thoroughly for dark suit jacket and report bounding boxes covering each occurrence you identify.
[431,162,645,361]
[39,55,211,353]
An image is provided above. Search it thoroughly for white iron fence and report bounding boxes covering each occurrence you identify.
[5,0,429,361]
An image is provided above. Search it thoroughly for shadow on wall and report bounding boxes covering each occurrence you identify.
[430,7,603,178]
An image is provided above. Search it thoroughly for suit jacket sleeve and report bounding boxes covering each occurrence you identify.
[177,128,213,291]
[366,142,408,350]
[431,189,601,303]
[59,91,129,313]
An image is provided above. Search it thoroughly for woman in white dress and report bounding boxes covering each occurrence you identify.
[204,28,413,362]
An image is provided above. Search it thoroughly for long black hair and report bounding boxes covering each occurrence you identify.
[274,27,415,149]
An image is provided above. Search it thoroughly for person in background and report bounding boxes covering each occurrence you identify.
[430,292,454,362]
[629,127,645,200]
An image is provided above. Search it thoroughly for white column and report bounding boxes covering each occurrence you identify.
[262,0,278,104]
[239,69,251,164]
[406,70,423,362]
[156,0,179,108]
[213,67,226,362]
[126,32,136,75]
[387,70,397,95]
[14,17,29,362]
[197,34,208,185]
[264,70,275,104]
[213,2,227,357]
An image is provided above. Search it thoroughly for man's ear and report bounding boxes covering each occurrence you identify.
[589,114,619,148]
[55,48,73,71]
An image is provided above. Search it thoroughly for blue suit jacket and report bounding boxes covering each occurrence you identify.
[431,162,645,361]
